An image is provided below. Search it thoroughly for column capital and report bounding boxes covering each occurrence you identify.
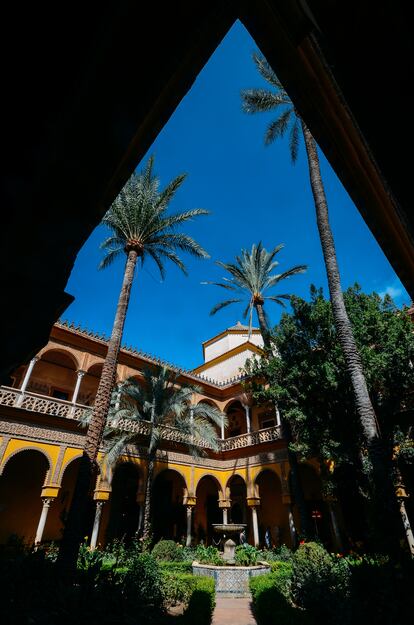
[41,486,60,499]
[94,487,111,501]
[183,495,197,507]
[41,497,55,508]
[246,496,261,508]
[218,499,231,509]
[76,369,86,377]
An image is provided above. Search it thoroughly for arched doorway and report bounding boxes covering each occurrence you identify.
[194,476,221,545]
[80,363,104,406]
[298,464,330,545]
[225,401,247,438]
[256,469,287,548]
[43,457,95,543]
[152,469,186,543]
[227,475,247,525]
[106,463,140,543]
[32,349,78,399]
[0,450,49,544]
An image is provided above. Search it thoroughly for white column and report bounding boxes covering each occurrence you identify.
[186,506,193,547]
[222,508,228,524]
[275,405,281,426]
[137,504,144,534]
[221,416,225,439]
[399,497,414,558]
[251,506,259,547]
[244,405,251,433]
[288,505,297,547]
[72,370,85,405]
[17,356,39,406]
[328,502,343,551]
[35,497,53,544]
[90,501,105,549]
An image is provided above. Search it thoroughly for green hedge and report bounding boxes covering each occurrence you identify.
[250,571,310,625]
[159,560,193,573]
[182,576,215,625]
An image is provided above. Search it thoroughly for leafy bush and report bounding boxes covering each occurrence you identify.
[183,576,215,625]
[269,560,293,580]
[235,543,261,565]
[161,571,197,607]
[267,544,293,562]
[291,542,350,623]
[250,572,308,625]
[151,539,183,561]
[122,553,164,621]
[347,555,414,625]
[195,544,223,565]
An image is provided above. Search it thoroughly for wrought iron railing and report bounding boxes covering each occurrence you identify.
[0,386,283,451]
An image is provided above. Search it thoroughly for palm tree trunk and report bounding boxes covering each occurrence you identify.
[142,455,155,543]
[301,120,397,549]
[255,302,272,349]
[57,250,138,574]
[255,302,310,539]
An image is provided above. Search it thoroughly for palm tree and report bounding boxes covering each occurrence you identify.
[241,52,397,549]
[206,242,306,349]
[102,366,226,541]
[206,242,309,539]
[58,156,209,573]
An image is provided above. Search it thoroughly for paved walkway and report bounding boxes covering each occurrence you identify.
[212,596,257,625]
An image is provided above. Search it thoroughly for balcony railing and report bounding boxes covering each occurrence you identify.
[0,386,283,451]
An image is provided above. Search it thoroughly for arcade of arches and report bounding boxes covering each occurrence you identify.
[0,321,346,551]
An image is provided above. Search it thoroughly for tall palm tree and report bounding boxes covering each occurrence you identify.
[58,156,209,573]
[206,242,306,349]
[206,242,309,539]
[241,52,397,549]
[102,367,226,541]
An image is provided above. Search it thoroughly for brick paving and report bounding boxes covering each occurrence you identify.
[212,596,257,625]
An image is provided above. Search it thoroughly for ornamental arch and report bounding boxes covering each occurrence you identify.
[105,461,142,543]
[224,400,247,437]
[31,349,79,400]
[194,475,222,545]
[255,469,287,548]
[0,449,50,544]
[152,469,187,542]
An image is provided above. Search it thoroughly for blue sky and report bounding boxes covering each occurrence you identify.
[65,21,409,370]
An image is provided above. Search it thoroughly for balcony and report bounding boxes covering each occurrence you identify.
[0,386,283,452]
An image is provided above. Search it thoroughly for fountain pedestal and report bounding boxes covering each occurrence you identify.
[222,538,236,564]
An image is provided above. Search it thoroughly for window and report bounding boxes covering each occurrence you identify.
[260,417,276,429]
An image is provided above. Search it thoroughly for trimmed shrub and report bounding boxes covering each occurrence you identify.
[250,572,308,625]
[291,542,350,623]
[122,553,164,621]
[159,560,193,573]
[152,539,183,562]
[267,544,293,562]
[161,571,197,607]
[269,560,293,581]
[183,576,215,625]
[235,543,261,566]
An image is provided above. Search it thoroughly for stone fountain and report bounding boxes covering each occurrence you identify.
[211,522,246,564]
[192,521,270,596]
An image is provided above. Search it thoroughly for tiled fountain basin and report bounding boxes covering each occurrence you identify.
[192,562,270,596]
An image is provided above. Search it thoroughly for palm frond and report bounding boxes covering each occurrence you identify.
[98,248,124,270]
[265,109,292,145]
[210,298,242,316]
[252,52,285,90]
[241,89,288,114]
